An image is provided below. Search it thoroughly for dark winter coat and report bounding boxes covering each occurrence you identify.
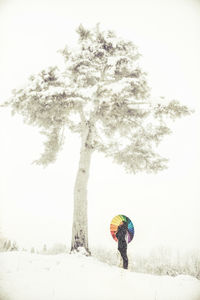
[116,222,128,250]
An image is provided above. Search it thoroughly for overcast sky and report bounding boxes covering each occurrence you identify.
[0,0,200,254]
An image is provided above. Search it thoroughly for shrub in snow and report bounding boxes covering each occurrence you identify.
[91,246,200,280]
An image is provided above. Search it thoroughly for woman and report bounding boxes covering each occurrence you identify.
[116,221,128,269]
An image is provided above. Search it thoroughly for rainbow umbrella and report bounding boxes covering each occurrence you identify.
[110,214,134,243]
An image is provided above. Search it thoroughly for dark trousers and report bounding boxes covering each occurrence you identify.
[118,247,128,269]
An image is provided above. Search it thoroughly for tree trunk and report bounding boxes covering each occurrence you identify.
[70,123,93,255]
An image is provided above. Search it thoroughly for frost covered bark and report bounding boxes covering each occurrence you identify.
[71,123,93,254]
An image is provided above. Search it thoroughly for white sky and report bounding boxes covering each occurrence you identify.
[0,0,200,254]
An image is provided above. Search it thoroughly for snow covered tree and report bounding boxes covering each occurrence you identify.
[10,241,18,251]
[3,25,190,255]
[6,240,11,251]
[43,244,47,253]
[31,247,35,253]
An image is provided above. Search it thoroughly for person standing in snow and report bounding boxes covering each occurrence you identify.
[116,221,128,269]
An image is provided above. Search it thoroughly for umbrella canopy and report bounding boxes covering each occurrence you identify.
[110,214,134,243]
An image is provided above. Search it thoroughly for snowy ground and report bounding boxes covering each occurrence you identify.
[0,252,200,300]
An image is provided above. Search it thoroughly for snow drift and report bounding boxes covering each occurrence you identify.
[0,251,200,300]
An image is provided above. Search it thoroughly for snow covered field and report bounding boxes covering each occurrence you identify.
[0,252,200,300]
